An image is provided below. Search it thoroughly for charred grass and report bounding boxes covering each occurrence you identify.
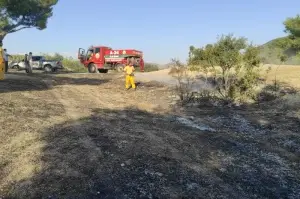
[0,73,299,198]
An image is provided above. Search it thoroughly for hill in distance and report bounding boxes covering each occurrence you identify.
[259,36,300,65]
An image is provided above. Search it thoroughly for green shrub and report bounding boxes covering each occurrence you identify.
[61,58,87,73]
[135,62,160,72]
[10,54,24,62]
[188,34,262,102]
[144,63,159,72]
[41,53,86,72]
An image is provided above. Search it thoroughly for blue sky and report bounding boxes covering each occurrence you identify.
[3,0,300,64]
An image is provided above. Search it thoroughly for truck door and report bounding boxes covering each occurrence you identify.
[86,48,94,61]
[40,56,45,68]
[78,48,85,59]
[94,47,101,63]
[31,56,40,69]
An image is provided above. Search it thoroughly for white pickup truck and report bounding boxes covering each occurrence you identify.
[9,55,64,72]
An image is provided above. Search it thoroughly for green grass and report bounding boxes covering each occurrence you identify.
[61,58,87,73]
[144,63,160,72]
[135,62,160,72]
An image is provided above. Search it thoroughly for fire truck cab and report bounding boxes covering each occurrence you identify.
[78,46,144,73]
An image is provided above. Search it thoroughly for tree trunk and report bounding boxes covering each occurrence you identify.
[0,32,7,45]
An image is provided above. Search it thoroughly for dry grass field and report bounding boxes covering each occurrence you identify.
[262,64,300,89]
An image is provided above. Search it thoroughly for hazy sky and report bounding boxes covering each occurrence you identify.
[3,0,300,64]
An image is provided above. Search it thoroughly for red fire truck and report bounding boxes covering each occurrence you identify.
[78,46,144,73]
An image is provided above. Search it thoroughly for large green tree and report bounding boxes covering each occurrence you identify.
[283,14,300,50]
[0,0,58,43]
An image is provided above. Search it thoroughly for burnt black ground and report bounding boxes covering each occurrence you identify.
[0,73,299,199]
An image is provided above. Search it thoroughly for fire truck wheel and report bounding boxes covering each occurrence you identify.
[116,64,124,72]
[88,63,97,73]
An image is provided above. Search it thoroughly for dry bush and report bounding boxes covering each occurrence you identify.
[168,58,196,105]
[281,93,300,109]
[257,81,298,103]
[271,92,300,119]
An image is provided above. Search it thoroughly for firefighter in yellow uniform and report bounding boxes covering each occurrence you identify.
[0,41,5,80]
[124,61,136,90]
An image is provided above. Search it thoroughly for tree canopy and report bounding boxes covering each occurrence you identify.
[0,0,58,43]
[283,14,300,50]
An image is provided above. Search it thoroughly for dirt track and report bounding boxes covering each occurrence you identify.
[0,72,299,199]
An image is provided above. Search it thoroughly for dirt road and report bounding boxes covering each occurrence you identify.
[0,72,299,199]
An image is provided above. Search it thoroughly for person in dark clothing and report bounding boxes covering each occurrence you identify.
[0,41,5,80]
[24,53,28,71]
[24,53,32,73]
[2,49,12,73]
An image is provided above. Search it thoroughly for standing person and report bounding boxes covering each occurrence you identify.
[26,52,33,73]
[0,41,5,80]
[2,49,12,73]
[24,53,32,74]
[24,53,28,72]
[123,61,136,90]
